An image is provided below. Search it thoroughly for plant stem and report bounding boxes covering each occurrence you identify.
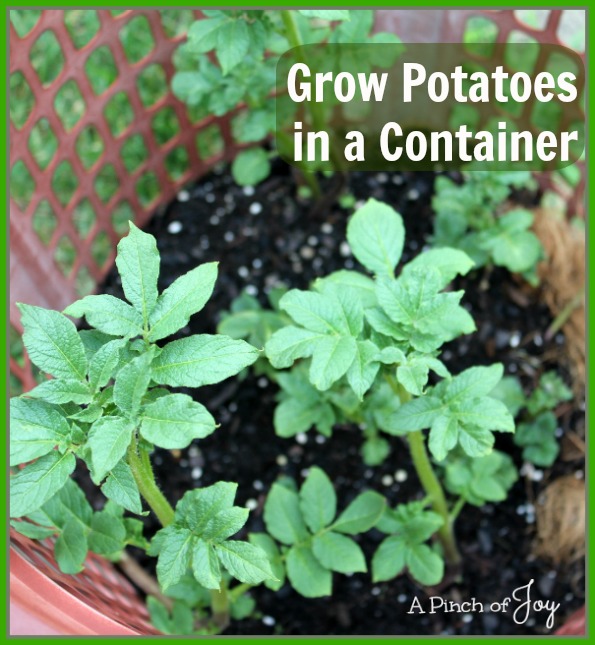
[407,430,461,566]
[127,434,231,630]
[229,582,253,603]
[210,582,230,630]
[385,374,461,567]
[127,435,174,527]
[545,286,584,340]
[280,10,344,172]
[450,496,466,523]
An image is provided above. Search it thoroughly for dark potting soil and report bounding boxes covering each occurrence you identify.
[91,161,584,635]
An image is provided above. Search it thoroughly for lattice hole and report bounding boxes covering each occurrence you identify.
[557,10,585,52]
[75,125,105,169]
[10,10,42,38]
[504,31,540,74]
[28,118,58,170]
[104,91,134,137]
[160,10,194,39]
[32,200,58,245]
[55,235,77,276]
[120,15,156,63]
[120,134,149,173]
[151,106,180,146]
[196,124,224,160]
[135,171,161,208]
[514,10,550,30]
[91,231,112,269]
[136,63,168,107]
[94,164,120,203]
[85,46,119,95]
[462,16,498,57]
[165,146,189,180]
[54,80,86,131]
[52,160,79,206]
[72,198,97,239]
[10,160,36,210]
[30,30,64,87]
[75,266,95,297]
[9,71,35,130]
[531,100,562,132]
[112,200,135,235]
[64,10,100,49]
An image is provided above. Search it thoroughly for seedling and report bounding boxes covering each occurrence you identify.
[256,199,517,568]
[492,371,572,467]
[431,170,544,284]
[172,9,401,190]
[10,223,275,630]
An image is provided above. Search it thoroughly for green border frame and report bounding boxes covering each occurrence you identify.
[2,3,590,643]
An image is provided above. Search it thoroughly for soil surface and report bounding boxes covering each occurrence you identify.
[92,161,584,635]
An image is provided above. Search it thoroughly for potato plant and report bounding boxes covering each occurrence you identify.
[172,9,400,190]
[223,199,519,576]
[431,170,544,284]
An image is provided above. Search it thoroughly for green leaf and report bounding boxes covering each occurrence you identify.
[101,461,143,514]
[428,414,460,461]
[406,543,444,586]
[148,262,218,342]
[385,396,443,434]
[113,350,154,417]
[192,539,221,589]
[286,544,332,598]
[27,379,92,405]
[299,467,336,533]
[248,533,285,591]
[78,330,118,361]
[147,596,174,634]
[309,335,357,391]
[216,540,274,584]
[515,412,559,467]
[347,340,380,400]
[152,334,259,388]
[115,223,160,327]
[273,397,319,438]
[140,394,216,449]
[280,289,351,335]
[64,295,143,338]
[10,519,56,539]
[298,9,350,20]
[54,519,88,574]
[312,532,366,573]
[39,478,93,529]
[265,326,322,368]
[444,364,504,403]
[202,507,249,542]
[332,490,385,534]
[10,451,76,517]
[216,19,251,74]
[346,199,405,276]
[10,398,70,466]
[489,375,526,417]
[264,482,309,545]
[156,526,194,591]
[89,339,126,391]
[231,148,270,186]
[314,270,377,308]
[361,436,390,466]
[87,417,134,481]
[88,510,126,556]
[454,397,515,432]
[458,424,495,457]
[402,248,474,289]
[372,535,406,582]
[175,482,238,533]
[18,304,87,380]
